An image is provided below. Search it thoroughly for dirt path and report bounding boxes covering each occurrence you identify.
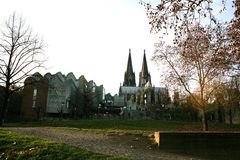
[5,127,203,160]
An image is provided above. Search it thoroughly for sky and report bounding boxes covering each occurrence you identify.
[0,0,163,95]
[0,0,235,95]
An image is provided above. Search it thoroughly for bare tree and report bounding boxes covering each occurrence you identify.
[152,24,233,131]
[0,13,45,125]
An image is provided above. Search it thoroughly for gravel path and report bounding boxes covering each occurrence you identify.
[5,127,204,160]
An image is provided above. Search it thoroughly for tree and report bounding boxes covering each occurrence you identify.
[228,0,240,71]
[82,84,102,118]
[152,24,233,131]
[173,90,180,107]
[141,0,231,35]
[0,13,45,125]
[214,76,240,124]
[141,0,239,71]
[224,77,240,124]
[141,0,226,42]
[141,0,238,131]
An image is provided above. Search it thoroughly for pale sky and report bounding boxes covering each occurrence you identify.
[0,0,234,95]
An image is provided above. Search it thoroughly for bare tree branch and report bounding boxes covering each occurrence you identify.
[0,13,46,126]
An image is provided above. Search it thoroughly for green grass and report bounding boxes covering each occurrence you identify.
[0,129,127,160]
[2,120,240,160]
[5,119,240,134]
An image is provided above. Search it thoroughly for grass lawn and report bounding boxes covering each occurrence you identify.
[5,119,240,134]
[2,120,240,160]
[0,129,127,160]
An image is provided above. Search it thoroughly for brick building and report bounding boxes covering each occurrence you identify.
[21,72,48,120]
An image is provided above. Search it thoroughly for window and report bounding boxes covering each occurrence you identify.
[32,100,36,108]
[33,88,37,97]
[92,86,96,93]
[32,88,37,108]
[66,98,70,108]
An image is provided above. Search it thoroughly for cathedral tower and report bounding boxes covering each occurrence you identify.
[123,49,136,86]
[139,50,151,87]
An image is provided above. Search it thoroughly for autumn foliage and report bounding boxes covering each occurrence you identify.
[142,0,240,130]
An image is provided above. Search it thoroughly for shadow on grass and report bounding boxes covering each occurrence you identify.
[0,129,127,160]
[158,132,240,160]
[3,119,202,130]
[4,119,240,133]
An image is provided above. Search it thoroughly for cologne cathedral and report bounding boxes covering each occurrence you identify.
[119,49,170,110]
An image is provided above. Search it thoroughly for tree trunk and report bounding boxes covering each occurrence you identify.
[36,108,40,121]
[229,108,233,125]
[218,106,224,123]
[200,110,208,131]
[0,86,10,126]
[59,109,63,121]
[204,112,208,131]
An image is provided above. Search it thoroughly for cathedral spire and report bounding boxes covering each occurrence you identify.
[123,49,136,86]
[139,49,151,87]
[142,50,149,76]
[127,49,134,74]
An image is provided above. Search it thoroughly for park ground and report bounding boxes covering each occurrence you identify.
[1,119,240,160]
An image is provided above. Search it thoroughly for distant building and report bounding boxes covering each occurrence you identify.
[86,80,105,109]
[119,49,170,111]
[21,72,105,119]
[105,93,114,107]
[44,72,78,115]
[113,94,125,108]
